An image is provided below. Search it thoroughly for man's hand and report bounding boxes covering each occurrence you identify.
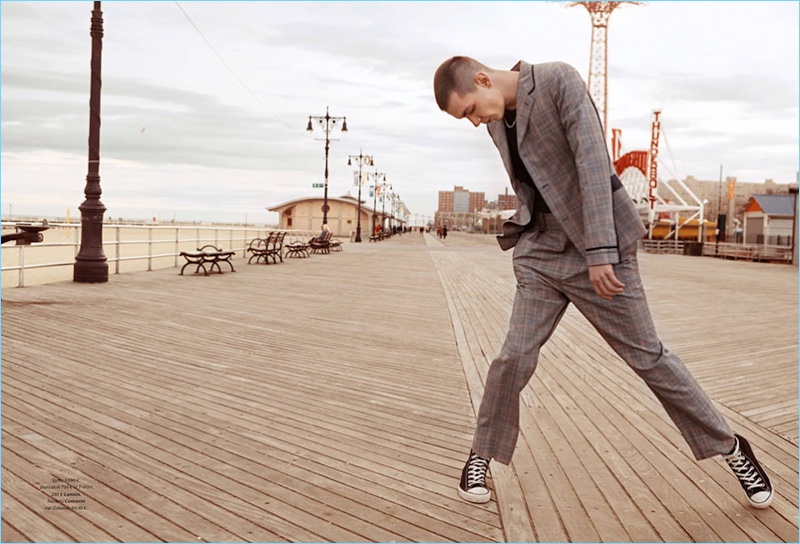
[588,264,625,300]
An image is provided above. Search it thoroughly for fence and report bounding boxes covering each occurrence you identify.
[641,239,685,254]
[703,242,794,263]
[1,223,317,288]
[756,234,793,247]
[641,239,793,263]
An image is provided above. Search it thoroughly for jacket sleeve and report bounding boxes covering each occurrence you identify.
[551,62,619,266]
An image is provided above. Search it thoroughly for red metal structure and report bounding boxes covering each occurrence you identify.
[569,1,640,140]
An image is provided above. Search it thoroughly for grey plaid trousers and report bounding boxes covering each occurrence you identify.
[473,215,735,465]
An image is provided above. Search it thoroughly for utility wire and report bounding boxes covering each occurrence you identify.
[174,2,358,189]
[174,1,295,132]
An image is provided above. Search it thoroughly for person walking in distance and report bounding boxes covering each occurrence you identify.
[433,56,774,509]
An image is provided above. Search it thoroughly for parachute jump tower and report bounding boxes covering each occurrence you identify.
[568,1,639,140]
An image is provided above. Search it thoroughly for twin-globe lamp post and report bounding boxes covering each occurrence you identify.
[370,171,387,234]
[347,150,373,243]
[381,184,392,232]
[307,107,347,226]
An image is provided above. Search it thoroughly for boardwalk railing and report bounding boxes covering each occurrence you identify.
[703,241,794,262]
[641,239,686,254]
[1,222,317,288]
[641,239,793,263]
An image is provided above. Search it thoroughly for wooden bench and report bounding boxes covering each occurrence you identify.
[247,232,288,264]
[309,231,333,254]
[246,235,270,264]
[266,231,286,263]
[180,245,235,276]
[284,240,311,258]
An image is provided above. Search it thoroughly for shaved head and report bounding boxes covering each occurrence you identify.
[433,56,489,111]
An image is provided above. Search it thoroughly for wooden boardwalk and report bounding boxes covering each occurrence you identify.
[2,232,797,542]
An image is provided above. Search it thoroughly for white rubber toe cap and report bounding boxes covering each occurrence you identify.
[748,489,774,509]
[458,485,491,504]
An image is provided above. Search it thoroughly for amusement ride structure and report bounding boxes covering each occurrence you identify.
[569,1,708,241]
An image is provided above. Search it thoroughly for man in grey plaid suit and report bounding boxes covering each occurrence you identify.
[433,57,774,510]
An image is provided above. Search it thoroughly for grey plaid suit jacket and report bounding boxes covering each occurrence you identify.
[490,61,646,266]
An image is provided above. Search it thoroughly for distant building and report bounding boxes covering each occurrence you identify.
[267,194,391,237]
[438,189,455,212]
[436,185,487,229]
[667,176,796,226]
[743,194,796,246]
[497,187,517,210]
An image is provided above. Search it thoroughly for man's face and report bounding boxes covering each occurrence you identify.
[444,74,505,127]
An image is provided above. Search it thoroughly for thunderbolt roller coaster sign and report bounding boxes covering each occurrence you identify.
[648,109,661,210]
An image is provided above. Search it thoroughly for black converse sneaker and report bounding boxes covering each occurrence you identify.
[723,434,774,509]
[458,450,491,504]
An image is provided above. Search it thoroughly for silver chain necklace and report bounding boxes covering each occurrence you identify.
[504,112,516,129]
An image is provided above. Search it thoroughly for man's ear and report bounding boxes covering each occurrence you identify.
[475,71,491,88]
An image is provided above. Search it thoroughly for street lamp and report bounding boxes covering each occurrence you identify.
[307,107,347,225]
[371,171,387,234]
[381,185,392,233]
[74,1,108,283]
[388,193,399,232]
[347,149,373,243]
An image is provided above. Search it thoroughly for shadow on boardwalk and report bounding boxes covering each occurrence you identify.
[2,231,797,542]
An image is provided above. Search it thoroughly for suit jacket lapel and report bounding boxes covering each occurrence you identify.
[487,61,539,205]
[515,61,535,146]
[487,61,534,191]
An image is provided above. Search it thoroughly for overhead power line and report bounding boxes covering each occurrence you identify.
[173,1,295,131]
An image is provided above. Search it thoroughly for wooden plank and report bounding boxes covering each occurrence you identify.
[428,234,536,543]
[0,491,73,542]
[2,234,504,542]
[3,231,797,543]
[429,232,798,543]
[1,519,29,543]
[1,442,169,542]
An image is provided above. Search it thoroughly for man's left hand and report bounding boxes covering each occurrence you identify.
[588,264,625,300]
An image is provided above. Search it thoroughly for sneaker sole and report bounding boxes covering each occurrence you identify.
[458,486,491,504]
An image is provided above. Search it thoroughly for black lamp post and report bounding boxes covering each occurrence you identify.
[387,192,397,232]
[371,171,386,234]
[307,107,347,225]
[347,149,373,243]
[381,182,392,233]
[74,1,108,283]
[392,193,400,232]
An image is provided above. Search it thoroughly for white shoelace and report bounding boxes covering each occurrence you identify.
[466,454,489,488]
[726,451,765,492]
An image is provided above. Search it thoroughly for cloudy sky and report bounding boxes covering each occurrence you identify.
[2,1,798,225]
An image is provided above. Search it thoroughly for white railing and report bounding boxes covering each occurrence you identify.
[1,222,317,288]
[641,239,686,254]
[640,238,793,263]
[703,242,793,263]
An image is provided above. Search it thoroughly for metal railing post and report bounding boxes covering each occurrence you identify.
[148,227,153,271]
[18,244,25,288]
[115,226,120,274]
